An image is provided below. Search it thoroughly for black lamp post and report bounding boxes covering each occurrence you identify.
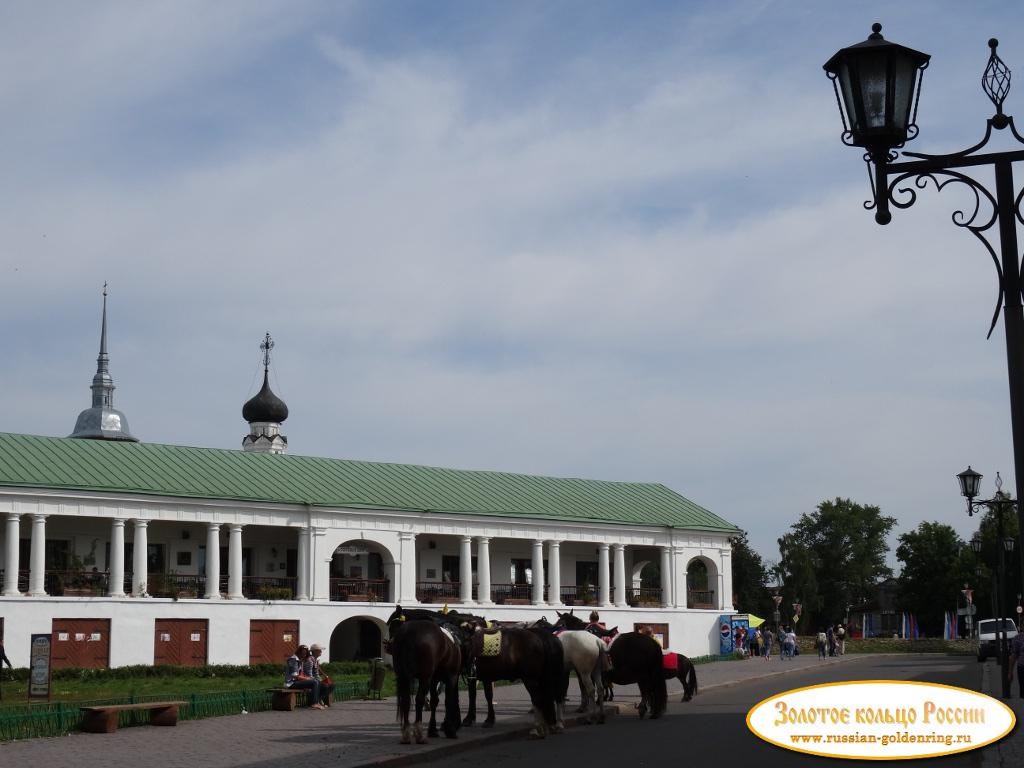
[958,467,1016,697]
[826,26,1024,599]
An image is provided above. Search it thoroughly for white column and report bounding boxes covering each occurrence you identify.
[673,547,687,609]
[660,546,672,608]
[228,524,244,599]
[205,523,221,599]
[598,543,611,607]
[398,531,417,603]
[459,536,474,604]
[547,540,561,606]
[132,520,148,596]
[29,514,47,597]
[476,537,492,605]
[532,539,545,605]
[720,548,733,611]
[613,543,627,607]
[296,528,310,600]
[311,527,329,601]
[108,519,126,597]
[3,513,20,596]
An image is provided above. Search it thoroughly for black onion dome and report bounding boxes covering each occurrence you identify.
[242,372,289,423]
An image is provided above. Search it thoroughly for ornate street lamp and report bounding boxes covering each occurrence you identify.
[828,24,1024,623]
[958,468,1016,697]
[824,23,930,224]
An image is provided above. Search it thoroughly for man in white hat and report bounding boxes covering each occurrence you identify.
[305,644,335,707]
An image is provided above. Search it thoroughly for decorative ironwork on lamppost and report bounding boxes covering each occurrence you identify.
[958,468,1017,697]
[826,26,1024,598]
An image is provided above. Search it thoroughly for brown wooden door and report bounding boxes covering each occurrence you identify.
[51,619,111,669]
[249,620,299,665]
[155,619,209,667]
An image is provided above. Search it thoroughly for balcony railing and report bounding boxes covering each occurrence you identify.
[329,578,389,602]
[687,589,715,608]
[415,581,463,604]
[627,587,664,606]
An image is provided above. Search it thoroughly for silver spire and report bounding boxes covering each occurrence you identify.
[70,284,139,442]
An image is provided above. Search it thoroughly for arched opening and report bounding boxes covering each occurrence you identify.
[330,539,394,602]
[329,616,388,661]
[687,557,718,608]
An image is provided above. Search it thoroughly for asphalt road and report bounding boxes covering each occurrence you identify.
[441,655,986,768]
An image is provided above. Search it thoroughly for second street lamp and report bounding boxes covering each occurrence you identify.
[826,26,1024,597]
[958,468,1016,697]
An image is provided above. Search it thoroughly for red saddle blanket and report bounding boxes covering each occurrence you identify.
[662,652,679,671]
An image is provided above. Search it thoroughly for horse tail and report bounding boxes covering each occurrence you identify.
[683,658,698,701]
[541,632,564,725]
[392,629,415,723]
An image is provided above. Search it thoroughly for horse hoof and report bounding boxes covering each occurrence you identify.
[527,729,545,740]
[428,728,438,738]
[482,720,495,729]
[461,717,474,727]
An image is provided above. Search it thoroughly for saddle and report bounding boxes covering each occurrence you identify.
[479,629,502,657]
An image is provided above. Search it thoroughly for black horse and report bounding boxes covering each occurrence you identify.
[555,611,666,718]
[663,651,698,702]
[391,619,462,744]
[460,624,565,738]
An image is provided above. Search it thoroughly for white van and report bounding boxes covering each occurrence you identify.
[976,618,1018,662]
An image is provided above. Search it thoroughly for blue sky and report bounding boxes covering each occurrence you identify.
[3,1,1024,572]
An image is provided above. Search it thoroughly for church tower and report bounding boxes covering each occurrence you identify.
[242,333,289,454]
[70,284,139,442]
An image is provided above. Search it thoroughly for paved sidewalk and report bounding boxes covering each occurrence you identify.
[979,661,1024,768]
[3,652,1015,768]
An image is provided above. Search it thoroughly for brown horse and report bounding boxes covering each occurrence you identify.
[391,619,462,744]
[460,625,565,738]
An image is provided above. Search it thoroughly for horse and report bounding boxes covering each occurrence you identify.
[662,651,698,702]
[386,604,486,675]
[555,611,665,718]
[390,619,462,744]
[459,624,565,738]
[545,613,611,722]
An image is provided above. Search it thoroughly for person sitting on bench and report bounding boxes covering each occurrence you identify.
[284,644,323,710]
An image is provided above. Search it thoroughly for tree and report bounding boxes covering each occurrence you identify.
[777,497,896,630]
[730,530,769,616]
[970,502,1022,622]
[896,522,973,637]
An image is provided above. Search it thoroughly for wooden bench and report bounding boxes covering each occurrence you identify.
[80,701,186,733]
[267,687,307,711]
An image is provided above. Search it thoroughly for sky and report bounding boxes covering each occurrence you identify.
[2,0,1024,571]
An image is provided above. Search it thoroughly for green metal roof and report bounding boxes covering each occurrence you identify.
[0,432,737,532]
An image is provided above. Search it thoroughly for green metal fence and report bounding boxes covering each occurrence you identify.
[0,680,366,742]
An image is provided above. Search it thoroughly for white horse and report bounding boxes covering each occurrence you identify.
[552,629,607,724]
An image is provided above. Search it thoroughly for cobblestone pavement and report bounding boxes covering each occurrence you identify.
[2,653,1017,768]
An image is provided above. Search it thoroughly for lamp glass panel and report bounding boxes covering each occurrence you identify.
[856,54,889,130]
[891,53,918,130]
[837,60,858,129]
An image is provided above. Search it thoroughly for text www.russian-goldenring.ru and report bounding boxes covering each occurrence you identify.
[789,732,973,747]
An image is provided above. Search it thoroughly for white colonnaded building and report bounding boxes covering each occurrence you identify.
[0,295,739,668]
